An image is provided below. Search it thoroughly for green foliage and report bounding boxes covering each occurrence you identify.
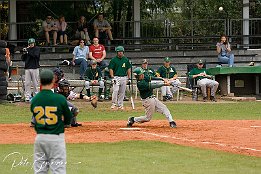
[0,142,260,174]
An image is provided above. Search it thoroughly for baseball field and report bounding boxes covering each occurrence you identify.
[0,100,260,174]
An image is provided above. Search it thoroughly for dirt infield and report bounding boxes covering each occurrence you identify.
[0,120,260,157]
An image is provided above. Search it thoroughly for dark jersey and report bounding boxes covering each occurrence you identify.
[188,67,209,81]
[84,67,102,81]
[108,56,131,77]
[30,89,72,135]
[157,66,177,79]
[21,46,40,69]
[143,67,156,78]
[137,76,154,99]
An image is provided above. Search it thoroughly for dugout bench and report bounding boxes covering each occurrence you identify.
[207,66,261,96]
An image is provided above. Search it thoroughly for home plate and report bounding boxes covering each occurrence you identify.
[119,127,142,131]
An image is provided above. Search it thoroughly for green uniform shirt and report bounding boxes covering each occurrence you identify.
[31,90,72,135]
[157,65,177,79]
[108,56,131,77]
[84,67,102,81]
[143,67,156,77]
[137,76,154,99]
[188,67,209,81]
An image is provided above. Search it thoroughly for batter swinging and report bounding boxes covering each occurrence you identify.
[127,67,177,128]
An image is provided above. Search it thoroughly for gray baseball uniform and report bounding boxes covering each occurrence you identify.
[108,54,131,109]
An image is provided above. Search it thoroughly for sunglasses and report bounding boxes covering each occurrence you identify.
[47,17,52,19]
[80,41,85,43]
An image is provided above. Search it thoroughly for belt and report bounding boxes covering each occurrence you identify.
[143,95,155,100]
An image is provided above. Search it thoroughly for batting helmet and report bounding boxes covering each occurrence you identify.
[133,67,144,76]
[115,46,124,52]
[58,79,70,97]
[53,67,64,81]
[28,38,35,44]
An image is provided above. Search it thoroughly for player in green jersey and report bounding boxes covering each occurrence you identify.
[31,69,72,173]
[127,67,177,128]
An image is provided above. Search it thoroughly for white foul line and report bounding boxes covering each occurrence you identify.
[141,131,261,152]
[250,126,261,128]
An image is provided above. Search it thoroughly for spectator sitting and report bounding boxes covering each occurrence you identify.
[75,16,91,45]
[84,60,104,101]
[189,59,219,102]
[42,15,58,46]
[72,39,89,80]
[216,35,234,67]
[93,13,113,41]
[57,15,68,45]
[89,37,108,70]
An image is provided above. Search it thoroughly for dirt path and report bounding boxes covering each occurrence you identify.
[0,120,260,157]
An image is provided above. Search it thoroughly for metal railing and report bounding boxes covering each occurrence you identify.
[1,18,260,49]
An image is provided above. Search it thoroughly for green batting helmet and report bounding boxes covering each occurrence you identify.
[28,38,35,44]
[133,67,144,76]
[115,46,124,52]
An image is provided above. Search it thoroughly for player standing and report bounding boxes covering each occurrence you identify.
[31,69,72,173]
[108,46,131,110]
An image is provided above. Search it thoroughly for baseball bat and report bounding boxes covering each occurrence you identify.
[179,86,193,93]
[129,82,135,110]
[129,60,135,110]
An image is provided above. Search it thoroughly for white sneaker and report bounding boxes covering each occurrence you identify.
[111,104,117,109]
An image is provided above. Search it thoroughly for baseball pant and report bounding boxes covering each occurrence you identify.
[161,79,182,97]
[111,76,127,107]
[197,78,219,97]
[161,86,171,97]
[85,80,105,89]
[134,97,174,123]
[170,79,182,93]
[34,133,66,174]
[25,69,39,100]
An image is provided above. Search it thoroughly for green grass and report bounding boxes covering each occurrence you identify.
[1,141,260,174]
[0,101,260,123]
[0,102,260,173]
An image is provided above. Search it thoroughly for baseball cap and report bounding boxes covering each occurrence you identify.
[142,59,148,64]
[90,60,97,65]
[40,69,54,85]
[197,59,204,64]
[164,57,171,62]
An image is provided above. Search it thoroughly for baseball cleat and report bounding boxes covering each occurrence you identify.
[127,117,135,127]
[169,121,177,128]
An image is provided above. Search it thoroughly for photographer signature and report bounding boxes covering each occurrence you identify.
[2,151,81,172]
